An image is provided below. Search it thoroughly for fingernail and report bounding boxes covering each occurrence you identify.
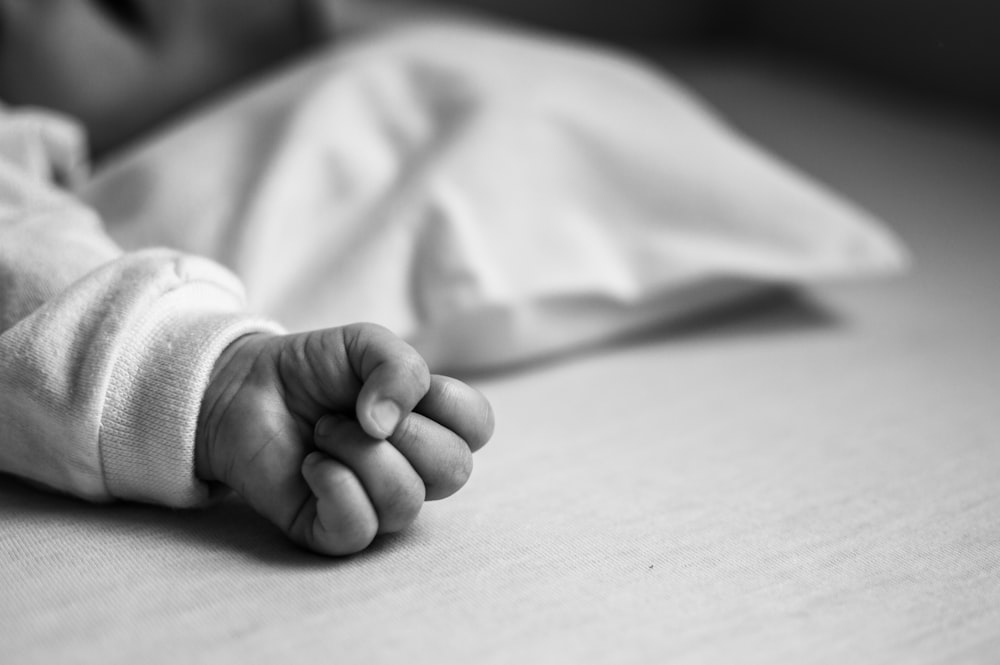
[371,399,401,438]
[303,451,324,468]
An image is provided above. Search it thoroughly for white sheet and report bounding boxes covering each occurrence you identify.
[83,19,904,372]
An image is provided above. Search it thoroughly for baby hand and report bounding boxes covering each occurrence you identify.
[195,323,494,556]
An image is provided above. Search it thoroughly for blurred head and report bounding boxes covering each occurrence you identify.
[0,0,325,156]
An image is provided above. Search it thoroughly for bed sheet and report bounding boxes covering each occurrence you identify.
[3,49,999,664]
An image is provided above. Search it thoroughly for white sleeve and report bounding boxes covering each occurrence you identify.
[0,109,283,507]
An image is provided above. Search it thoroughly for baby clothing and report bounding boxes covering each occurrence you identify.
[0,107,281,507]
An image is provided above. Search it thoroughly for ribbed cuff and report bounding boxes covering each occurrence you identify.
[100,283,283,508]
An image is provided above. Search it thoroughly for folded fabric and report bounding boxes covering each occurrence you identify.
[82,18,907,373]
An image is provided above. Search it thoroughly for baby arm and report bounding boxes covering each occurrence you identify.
[196,324,494,555]
[0,108,494,556]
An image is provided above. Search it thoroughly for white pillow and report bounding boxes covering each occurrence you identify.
[82,19,907,373]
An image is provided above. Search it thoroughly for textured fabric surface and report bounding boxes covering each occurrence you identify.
[82,20,905,375]
[0,108,284,507]
[3,53,999,664]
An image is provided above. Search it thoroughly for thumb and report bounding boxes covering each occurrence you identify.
[342,323,431,440]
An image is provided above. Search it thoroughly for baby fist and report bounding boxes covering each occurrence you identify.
[196,323,494,555]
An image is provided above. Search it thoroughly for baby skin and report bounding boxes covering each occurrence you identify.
[195,322,494,556]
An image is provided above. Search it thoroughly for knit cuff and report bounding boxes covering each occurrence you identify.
[100,283,284,508]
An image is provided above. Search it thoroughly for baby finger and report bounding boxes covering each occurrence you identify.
[298,452,379,556]
[389,411,474,501]
[416,375,495,452]
[314,415,425,534]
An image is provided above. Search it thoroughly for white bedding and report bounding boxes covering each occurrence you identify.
[82,19,903,373]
